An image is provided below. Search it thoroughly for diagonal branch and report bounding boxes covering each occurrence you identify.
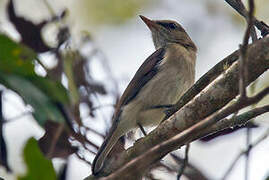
[102,86,269,180]
[170,153,209,180]
[201,104,269,138]
[238,0,255,98]
[89,36,269,179]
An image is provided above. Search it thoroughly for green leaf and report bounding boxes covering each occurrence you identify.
[18,138,57,180]
[0,74,65,126]
[0,34,36,76]
[30,77,69,104]
[0,34,70,127]
[0,34,69,103]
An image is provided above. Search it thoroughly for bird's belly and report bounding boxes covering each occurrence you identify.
[136,66,192,126]
[139,67,187,107]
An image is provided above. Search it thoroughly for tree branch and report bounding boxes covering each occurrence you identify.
[170,153,209,180]
[201,104,269,138]
[102,85,269,180]
[91,36,269,179]
[238,0,255,98]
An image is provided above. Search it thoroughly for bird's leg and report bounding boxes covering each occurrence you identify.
[138,105,174,137]
[137,123,147,136]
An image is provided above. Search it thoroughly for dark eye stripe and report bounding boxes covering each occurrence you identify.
[157,22,184,31]
[157,22,172,29]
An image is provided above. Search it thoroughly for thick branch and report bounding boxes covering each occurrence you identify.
[83,36,269,180]
[103,86,269,180]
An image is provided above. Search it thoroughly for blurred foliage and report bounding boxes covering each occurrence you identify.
[0,34,36,76]
[18,138,57,180]
[71,0,152,25]
[38,121,78,159]
[0,1,110,177]
[0,0,268,179]
[0,34,68,127]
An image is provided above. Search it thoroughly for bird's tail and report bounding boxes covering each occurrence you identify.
[92,122,122,175]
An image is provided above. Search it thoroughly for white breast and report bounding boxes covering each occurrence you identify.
[120,45,196,130]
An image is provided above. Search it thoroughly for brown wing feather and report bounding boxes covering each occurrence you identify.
[92,48,166,174]
[113,47,166,122]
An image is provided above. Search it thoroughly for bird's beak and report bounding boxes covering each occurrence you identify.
[139,15,158,30]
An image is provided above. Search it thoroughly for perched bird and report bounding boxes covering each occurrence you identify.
[92,15,197,175]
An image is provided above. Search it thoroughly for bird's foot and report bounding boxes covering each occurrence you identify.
[138,123,147,136]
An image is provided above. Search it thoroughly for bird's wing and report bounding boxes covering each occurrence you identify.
[113,47,166,120]
[92,48,166,174]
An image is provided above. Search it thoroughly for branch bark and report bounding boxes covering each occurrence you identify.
[88,36,269,179]
[102,87,269,180]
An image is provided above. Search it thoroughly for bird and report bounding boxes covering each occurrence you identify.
[92,15,197,175]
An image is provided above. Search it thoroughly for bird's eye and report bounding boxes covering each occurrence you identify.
[168,23,177,29]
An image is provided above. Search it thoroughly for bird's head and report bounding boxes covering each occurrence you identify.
[140,15,196,51]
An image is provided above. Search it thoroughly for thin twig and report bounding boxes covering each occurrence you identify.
[199,105,269,143]
[138,123,147,136]
[244,72,258,180]
[239,0,255,99]
[69,137,97,155]
[102,86,269,180]
[71,130,99,151]
[239,1,255,176]
[83,126,105,138]
[75,151,92,166]
[36,57,49,72]
[245,127,251,180]
[221,128,269,180]
[177,144,190,180]
[170,153,209,180]
[225,0,269,37]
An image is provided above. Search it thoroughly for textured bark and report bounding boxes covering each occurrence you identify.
[88,36,269,179]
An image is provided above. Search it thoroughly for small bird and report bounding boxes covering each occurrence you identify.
[92,15,197,175]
